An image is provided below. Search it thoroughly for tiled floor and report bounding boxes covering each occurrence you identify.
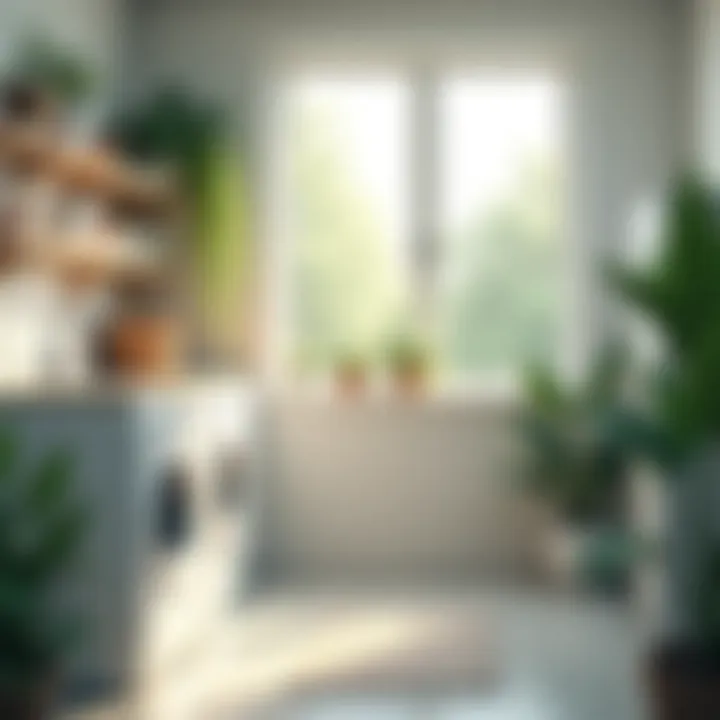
[62,588,648,719]
[205,589,647,720]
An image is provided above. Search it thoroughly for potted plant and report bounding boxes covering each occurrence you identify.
[0,432,86,719]
[107,88,250,368]
[98,274,183,379]
[609,175,720,719]
[334,348,370,399]
[385,332,432,397]
[3,37,95,123]
[519,343,631,589]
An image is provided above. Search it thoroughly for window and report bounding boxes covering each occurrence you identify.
[282,76,410,372]
[438,76,566,382]
[273,70,567,387]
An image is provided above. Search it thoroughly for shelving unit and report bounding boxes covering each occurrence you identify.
[0,122,176,216]
[0,115,184,384]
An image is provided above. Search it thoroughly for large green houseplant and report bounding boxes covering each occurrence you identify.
[520,343,632,589]
[0,434,85,719]
[610,175,720,719]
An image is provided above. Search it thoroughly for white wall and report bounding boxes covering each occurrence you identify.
[130,0,690,581]
[263,400,530,581]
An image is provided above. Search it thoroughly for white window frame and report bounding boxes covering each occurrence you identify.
[258,45,585,396]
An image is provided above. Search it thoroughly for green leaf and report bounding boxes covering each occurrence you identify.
[0,431,19,484]
[0,438,87,682]
[28,448,74,517]
[586,340,628,407]
[27,507,86,582]
[521,363,568,417]
[610,175,720,467]
[12,35,95,107]
[519,341,631,520]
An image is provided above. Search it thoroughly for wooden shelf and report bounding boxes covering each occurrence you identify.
[0,123,177,217]
[47,235,161,290]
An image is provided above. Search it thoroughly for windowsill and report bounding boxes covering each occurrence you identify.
[269,378,522,410]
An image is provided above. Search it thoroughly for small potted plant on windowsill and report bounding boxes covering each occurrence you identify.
[334,348,370,400]
[0,433,86,720]
[386,332,432,398]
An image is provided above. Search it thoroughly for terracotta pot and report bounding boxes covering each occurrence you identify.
[392,367,427,398]
[335,367,368,399]
[0,675,58,720]
[105,313,182,378]
[647,641,720,720]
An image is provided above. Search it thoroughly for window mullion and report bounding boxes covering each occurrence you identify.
[409,70,440,328]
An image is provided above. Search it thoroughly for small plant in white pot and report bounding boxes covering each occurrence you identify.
[520,344,631,590]
[0,432,86,720]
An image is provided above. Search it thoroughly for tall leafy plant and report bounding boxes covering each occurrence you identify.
[611,175,720,642]
[0,434,85,692]
[611,176,720,466]
[108,89,251,361]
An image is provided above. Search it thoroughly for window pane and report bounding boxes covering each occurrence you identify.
[285,77,410,372]
[438,75,566,382]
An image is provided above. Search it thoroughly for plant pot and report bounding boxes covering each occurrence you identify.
[0,675,58,720]
[103,312,182,379]
[392,367,427,398]
[577,525,634,597]
[647,640,720,720]
[335,368,368,400]
[540,519,632,595]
